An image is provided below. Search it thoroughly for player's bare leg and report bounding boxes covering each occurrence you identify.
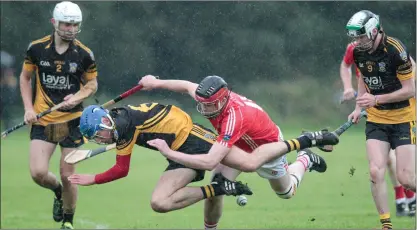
[151,167,250,213]
[395,144,416,191]
[60,147,79,227]
[387,150,401,187]
[218,130,338,173]
[204,164,241,230]
[29,140,63,222]
[269,149,327,199]
[387,149,409,216]
[392,146,417,216]
[395,144,416,216]
[150,168,198,212]
[366,140,391,229]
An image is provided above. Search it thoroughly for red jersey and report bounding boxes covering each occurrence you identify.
[209,92,280,153]
[343,42,361,79]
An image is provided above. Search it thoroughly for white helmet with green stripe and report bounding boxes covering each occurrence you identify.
[346,10,381,51]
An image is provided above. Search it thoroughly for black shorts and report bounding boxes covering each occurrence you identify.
[165,123,217,182]
[30,118,84,148]
[365,121,416,149]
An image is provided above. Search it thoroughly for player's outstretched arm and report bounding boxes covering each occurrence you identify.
[68,154,131,185]
[147,139,229,171]
[139,75,198,99]
[340,60,353,92]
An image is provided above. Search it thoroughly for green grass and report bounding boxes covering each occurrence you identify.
[1,128,415,229]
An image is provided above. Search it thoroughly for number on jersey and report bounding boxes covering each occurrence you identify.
[239,96,264,111]
[128,103,157,113]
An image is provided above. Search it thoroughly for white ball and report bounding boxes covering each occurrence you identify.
[236,195,247,206]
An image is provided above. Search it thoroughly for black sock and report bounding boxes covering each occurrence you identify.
[63,212,74,224]
[200,183,225,198]
[53,184,63,200]
[380,213,392,229]
[380,218,392,229]
[283,136,311,153]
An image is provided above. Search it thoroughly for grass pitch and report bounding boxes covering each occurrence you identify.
[1,127,415,229]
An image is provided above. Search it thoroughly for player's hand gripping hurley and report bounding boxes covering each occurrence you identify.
[334,109,367,136]
[1,102,67,139]
[318,109,367,152]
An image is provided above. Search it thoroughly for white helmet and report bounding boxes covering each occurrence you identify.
[52,1,82,41]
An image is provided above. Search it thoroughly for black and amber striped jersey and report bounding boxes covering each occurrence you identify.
[353,33,415,124]
[110,103,194,156]
[23,33,97,125]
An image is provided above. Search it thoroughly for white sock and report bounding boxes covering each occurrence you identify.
[204,222,218,230]
[296,151,311,171]
[406,196,416,204]
[396,197,406,204]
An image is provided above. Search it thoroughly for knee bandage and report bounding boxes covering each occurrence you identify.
[276,174,300,199]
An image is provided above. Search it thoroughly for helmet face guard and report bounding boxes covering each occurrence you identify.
[196,88,231,118]
[88,115,118,145]
[349,34,374,51]
[55,22,82,41]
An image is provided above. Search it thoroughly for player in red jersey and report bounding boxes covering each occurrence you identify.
[340,41,360,102]
[340,42,416,217]
[139,75,339,229]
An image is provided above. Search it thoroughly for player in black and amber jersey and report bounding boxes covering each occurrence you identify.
[346,10,415,229]
[19,2,98,229]
[340,42,416,217]
[68,103,252,214]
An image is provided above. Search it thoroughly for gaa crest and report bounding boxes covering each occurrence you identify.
[378,62,386,72]
[69,62,77,73]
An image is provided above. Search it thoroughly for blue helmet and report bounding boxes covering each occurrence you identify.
[79,105,118,142]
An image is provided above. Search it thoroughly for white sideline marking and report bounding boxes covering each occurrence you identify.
[77,218,110,229]
[3,214,110,229]
[41,215,110,229]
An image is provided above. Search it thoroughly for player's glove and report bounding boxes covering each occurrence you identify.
[300,128,338,152]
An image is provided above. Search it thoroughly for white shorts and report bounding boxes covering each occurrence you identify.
[256,126,289,180]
